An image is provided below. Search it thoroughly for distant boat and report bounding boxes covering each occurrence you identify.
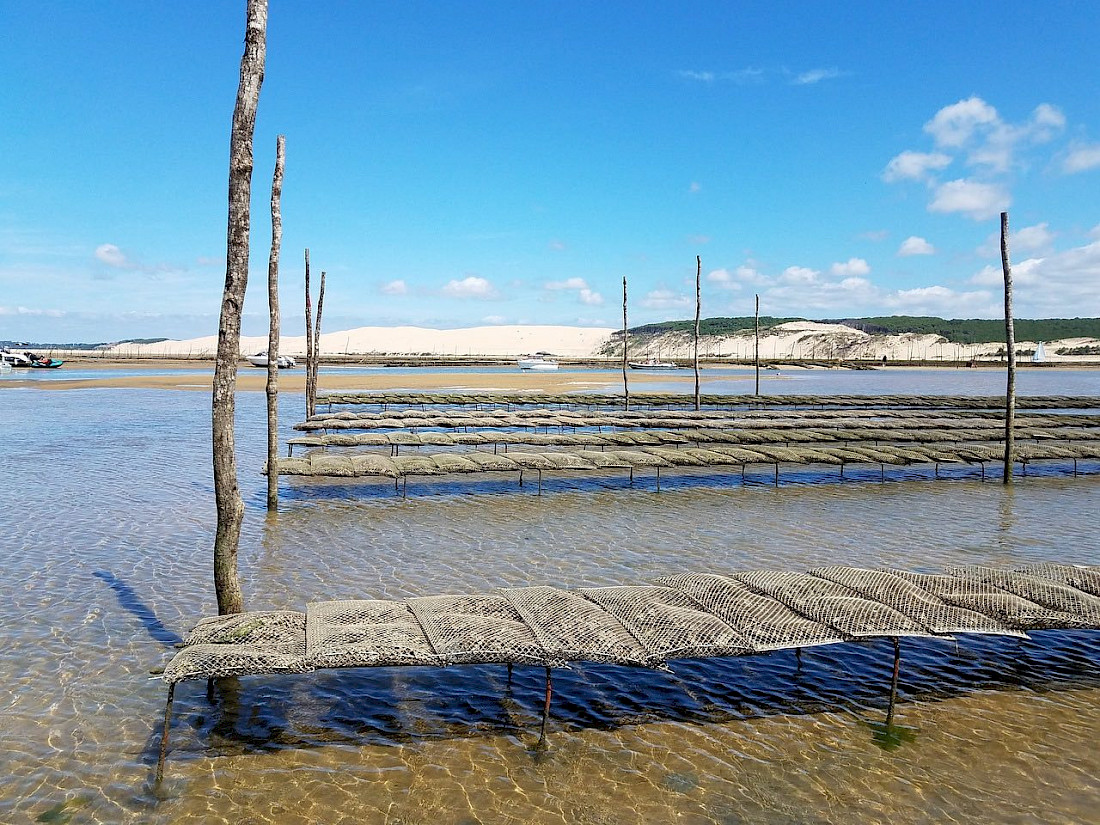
[1032,342,1047,363]
[247,351,297,368]
[1,348,62,368]
[517,357,559,371]
[628,359,679,370]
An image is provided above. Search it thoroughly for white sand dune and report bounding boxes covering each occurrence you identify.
[99,320,1098,363]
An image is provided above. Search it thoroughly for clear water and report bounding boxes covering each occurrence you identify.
[1,379,1098,824]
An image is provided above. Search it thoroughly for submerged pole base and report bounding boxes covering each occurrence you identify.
[155,682,176,785]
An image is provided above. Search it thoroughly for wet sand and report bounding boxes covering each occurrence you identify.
[0,359,725,392]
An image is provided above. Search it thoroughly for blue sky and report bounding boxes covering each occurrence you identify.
[3,1,1100,343]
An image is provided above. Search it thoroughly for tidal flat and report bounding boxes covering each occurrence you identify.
[1,373,1098,824]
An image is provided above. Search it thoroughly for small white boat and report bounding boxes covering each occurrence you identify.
[247,351,297,368]
[1032,342,1047,363]
[517,357,559,371]
[628,359,678,370]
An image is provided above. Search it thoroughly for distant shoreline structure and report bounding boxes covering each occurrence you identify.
[67,320,1100,365]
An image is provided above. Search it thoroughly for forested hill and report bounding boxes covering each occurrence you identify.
[629,317,1100,344]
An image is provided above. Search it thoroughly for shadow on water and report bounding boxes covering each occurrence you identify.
[92,570,183,648]
[153,629,1099,768]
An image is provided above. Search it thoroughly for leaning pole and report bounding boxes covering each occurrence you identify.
[1001,211,1015,484]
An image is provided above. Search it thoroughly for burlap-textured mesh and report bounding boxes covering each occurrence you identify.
[732,570,935,638]
[809,567,1022,636]
[943,566,1100,627]
[577,585,752,660]
[888,571,1091,629]
[646,573,846,651]
[500,586,652,667]
[405,594,546,665]
[1015,563,1100,597]
[306,600,436,669]
[162,563,1100,683]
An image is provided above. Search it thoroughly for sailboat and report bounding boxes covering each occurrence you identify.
[1032,342,1047,363]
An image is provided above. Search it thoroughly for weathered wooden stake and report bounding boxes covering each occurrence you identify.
[155,683,176,784]
[265,134,285,511]
[1001,211,1016,484]
[311,270,326,416]
[886,637,901,727]
[539,666,553,747]
[212,0,267,617]
[304,248,313,418]
[754,294,760,396]
[622,276,630,411]
[694,255,701,411]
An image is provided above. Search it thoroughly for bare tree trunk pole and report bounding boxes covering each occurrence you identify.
[754,294,760,396]
[1001,211,1016,484]
[622,276,629,411]
[265,135,285,511]
[212,0,267,616]
[694,255,701,411]
[310,270,326,414]
[304,249,313,419]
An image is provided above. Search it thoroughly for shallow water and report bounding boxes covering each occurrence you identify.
[1,383,1098,824]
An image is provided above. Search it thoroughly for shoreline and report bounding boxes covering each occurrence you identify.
[1,357,1094,392]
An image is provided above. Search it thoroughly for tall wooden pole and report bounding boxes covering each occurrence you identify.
[212,0,267,616]
[694,255,701,410]
[622,276,629,411]
[310,270,326,415]
[304,249,313,418]
[1001,211,1016,484]
[265,135,285,511]
[754,294,760,396]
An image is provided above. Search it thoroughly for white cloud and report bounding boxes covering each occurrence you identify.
[1013,222,1055,254]
[793,67,842,85]
[678,70,715,82]
[548,239,567,251]
[928,178,1009,220]
[689,181,701,193]
[578,288,603,306]
[967,236,1100,315]
[95,243,130,268]
[779,266,819,284]
[898,236,935,256]
[545,277,588,291]
[442,275,497,299]
[924,97,1000,148]
[0,305,65,317]
[380,279,407,295]
[481,315,507,324]
[641,289,691,310]
[829,258,871,277]
[881,151,952,183]
[1063,143,1100,174]
[860,229,890,241]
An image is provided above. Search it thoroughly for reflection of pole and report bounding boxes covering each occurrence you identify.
[754,294,760,396]
[622,277,630,411]
[539,666,553,748]
[1001,211,1015,484]
[156,683,176,784]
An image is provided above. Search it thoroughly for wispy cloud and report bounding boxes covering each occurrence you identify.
[640,288,691,310]
[881,151,952,183]
[544,277,603,306]
[928,179,1009,220]
[792,67,843,85]
[380,279,408,295]
[1062,142,1100,174]
[442,275,497,299]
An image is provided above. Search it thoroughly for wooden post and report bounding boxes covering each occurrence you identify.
[754,294,760,396]
[694,255,701,411]
[155,683,176,784]
[212,0,267,616]
[886,637,901,726]
[1001,211,1015,484]
[622,276,630,411]
[311,270,326,416]
[265,135,285,511]
[304,249,314,419]
[539,666,553,747]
